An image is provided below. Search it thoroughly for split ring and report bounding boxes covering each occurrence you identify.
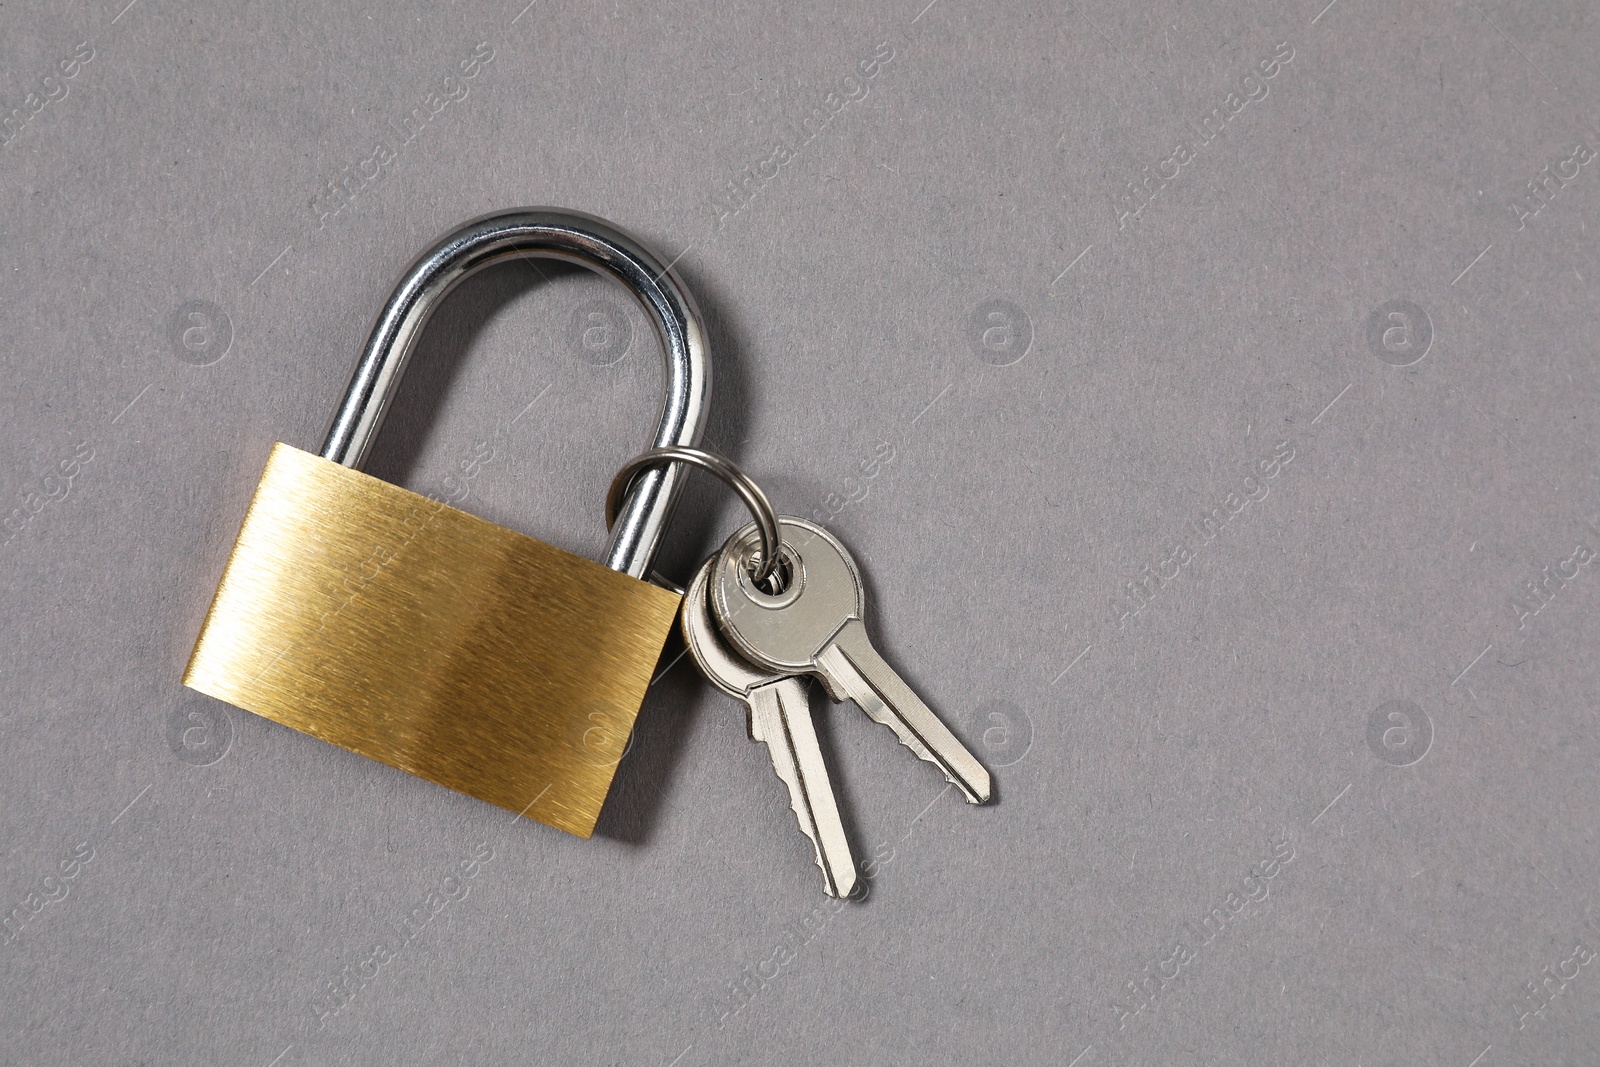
[606,446,781,585]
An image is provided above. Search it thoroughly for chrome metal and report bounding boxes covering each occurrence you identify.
[712,517,993,804]
[681,555,857,898]
[605,446,780,585]
[321,209,711,580]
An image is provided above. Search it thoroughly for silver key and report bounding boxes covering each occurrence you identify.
[711,517,993,805]
[682,554,858,898]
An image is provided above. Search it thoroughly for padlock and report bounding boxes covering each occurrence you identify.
[183,209,711,837]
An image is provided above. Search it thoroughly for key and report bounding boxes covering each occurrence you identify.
[681,554,858,898]
[711,517,993,805]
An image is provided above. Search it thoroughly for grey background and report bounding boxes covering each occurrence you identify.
[2,0,1598,1063]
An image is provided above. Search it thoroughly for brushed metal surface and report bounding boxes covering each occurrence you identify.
[182,443,681,838]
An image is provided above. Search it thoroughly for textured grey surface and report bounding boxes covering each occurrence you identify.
[3,0,1599,1063]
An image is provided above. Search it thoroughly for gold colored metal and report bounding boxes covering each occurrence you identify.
[183,443,682,838]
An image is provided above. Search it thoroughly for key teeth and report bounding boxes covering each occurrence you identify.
[764,748,858,898]
[789,795,855,898]
[858,703,992,805]
[941,767,989,805]
[763,746,832,888]
[966,769,994,805]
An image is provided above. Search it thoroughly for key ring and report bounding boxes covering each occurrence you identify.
[606,446,781,585]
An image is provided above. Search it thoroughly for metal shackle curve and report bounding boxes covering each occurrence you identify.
[320,209,712,580]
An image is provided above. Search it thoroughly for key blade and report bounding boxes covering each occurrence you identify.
[685,552,858,897]
[750,679,858,898]
[818,619,993,804]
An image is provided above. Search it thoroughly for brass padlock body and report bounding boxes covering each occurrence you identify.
[185,445,680,838]
[184,210,711,836]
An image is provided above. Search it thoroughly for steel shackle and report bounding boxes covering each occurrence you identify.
[320,208,712,580]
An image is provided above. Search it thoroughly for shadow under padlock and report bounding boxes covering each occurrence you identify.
[183,210,713,840]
